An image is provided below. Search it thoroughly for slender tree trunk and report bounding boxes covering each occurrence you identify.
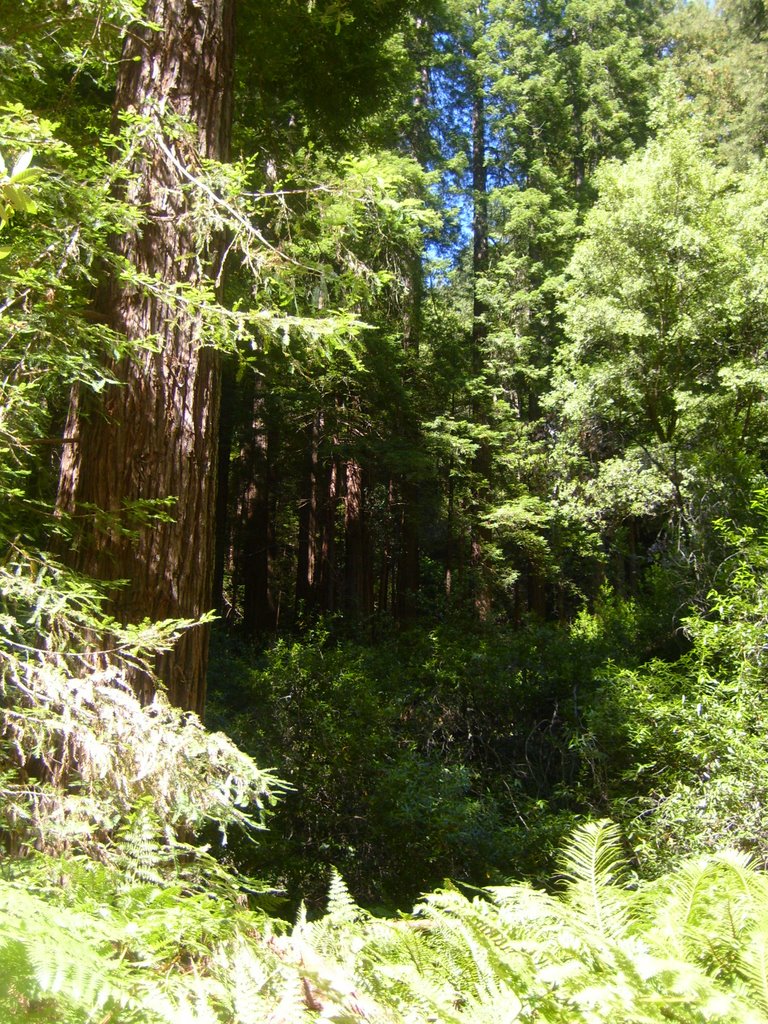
[344,458,373,618]
[396,477,420,620]
[379,478,394,616]
[471,85,488,357]
[296,415,322,615]
[213,356,236,618]
[318,455,339,612]
[528,569,546,619]
[57,0,235,714]
[445,466,455,601]
[470,62,493,621]
[567,28,587,191]
[395,237,423,622]
[240,377,276,635]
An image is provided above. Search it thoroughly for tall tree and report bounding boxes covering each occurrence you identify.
[549,129,768,590]
[58,0,235,713]
[423,0,665,617]
[665,0,768,166]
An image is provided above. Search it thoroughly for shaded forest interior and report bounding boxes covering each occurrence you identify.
[198,0,768,908]
[2,0,768,930]
[7,0,768,1019]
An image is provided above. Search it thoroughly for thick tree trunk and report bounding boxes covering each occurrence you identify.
[57,0,235,714]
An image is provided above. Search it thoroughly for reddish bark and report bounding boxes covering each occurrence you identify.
[296,415,322,614]
[344,459,373,618]
[58,0,235,714]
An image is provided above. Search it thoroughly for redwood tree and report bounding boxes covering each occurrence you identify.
[58,0,235,714]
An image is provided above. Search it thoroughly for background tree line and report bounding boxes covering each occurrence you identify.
[202,0,767,656]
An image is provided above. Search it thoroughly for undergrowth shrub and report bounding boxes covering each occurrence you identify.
[0,559,291,1021]
[210,627,516,907]
[207,591,670,908]
[579,491,768,872]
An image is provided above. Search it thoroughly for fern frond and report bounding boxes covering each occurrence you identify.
[418,890,528,988]
[414,894,488,989]
[0,881,144,1020]
[709,849,768,905]
[115,798,170,885]
[264,975,313,1024]
[647,849,763,971]
[327,867,363,922]
[230,940,270,1024]
[557,819,632,941]
[738,914,768,1020]
[490,882,572,942]
[558,819,629,891]
[367,958,467,1024]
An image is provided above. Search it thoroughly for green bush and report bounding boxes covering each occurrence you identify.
[207,593,672,907]
[579,492,768,872]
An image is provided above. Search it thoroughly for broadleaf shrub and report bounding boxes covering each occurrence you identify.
[579,491,768,871]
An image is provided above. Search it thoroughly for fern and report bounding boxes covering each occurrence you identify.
[0,879,148,1022]
[282,822,768,1024]
[739,915,768,1020]
[115,798,171,885]
[557,818,632,942]
[327,868,363,923]
[646,848,765,979]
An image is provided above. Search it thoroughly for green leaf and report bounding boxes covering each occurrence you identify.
[3,183,33,213]
[11,149,33,177]
[11,167,40,186]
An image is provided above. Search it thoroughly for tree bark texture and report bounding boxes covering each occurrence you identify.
[318,456,339,613]
[213,357,236,618]
[296,415,322,614]
[395,476,420,620]
[58,0,235,714]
